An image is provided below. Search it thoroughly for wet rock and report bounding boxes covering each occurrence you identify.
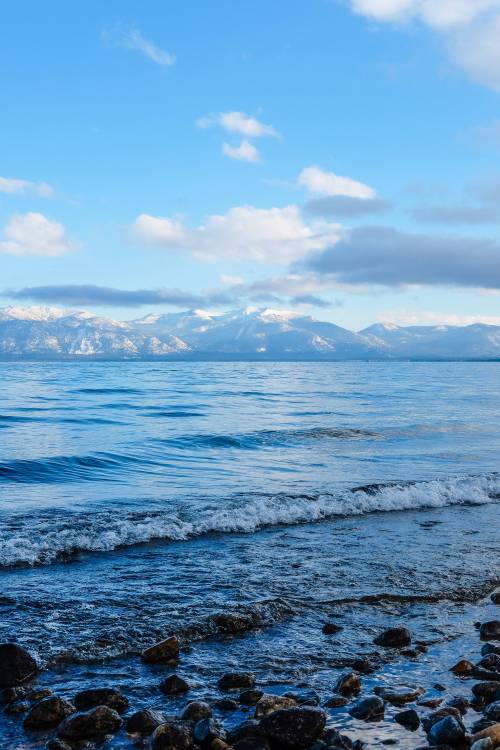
[478,654,500,671]
[0,643,38,688]
[4,699,29,714]
[472,724,500,747]
[159,674,190,695]
[422,707,463,733]
[427,716,465,747]
[324,695,349,708]
[373,626,412,648]
[283,688,320,706]
[0,686,26,704]
[150,721,194,750]
[193,717,227,748]
[219,673,255,690]
[228,720,265,744]
[259,706,326,749]
[334,672,362,697]
[492,592,500,605]
[472,682,500,705]
[181,701,212,722]
[450,659,474,675]
[254,694,297,718]
[349,695,385,721]
[57,705,122,740]
[239,689,264,706]
[24,695,75,730]
[374,686,424,705]
[471,718,497,734]
[212,741,232,750]
[351,657,375,674]
[480,621,500,641]
[482,644,500,657]
[215,698,238,711]
[471,739,494,750]
[322,623,343,635]
[212,612,256,635]
[394,708,420,731]
[141,636,180,664]
[484,701,500,722]
[233,738,271,750]
[322,727,358,748]
[74,687,129,713]
[46,740,72,750]
[418,696,445,708]
[26,688,53,702]
[446,696,469,715]
[126,708,165,734]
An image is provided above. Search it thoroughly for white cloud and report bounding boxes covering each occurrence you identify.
[349,0,500,90]
[197,111,279,138]
[102,26,175,66]
[222,140,260,162]
[0,177,54,198]
[131,205,341,264]
[298,165,376,200]
[377,309,500,326]
[0,213,77,257]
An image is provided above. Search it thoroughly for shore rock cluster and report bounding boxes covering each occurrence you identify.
[1,595,499,750]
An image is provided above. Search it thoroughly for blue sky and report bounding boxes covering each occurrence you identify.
[2,0,500,329]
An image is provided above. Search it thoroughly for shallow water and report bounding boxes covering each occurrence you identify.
[0,361,499,747]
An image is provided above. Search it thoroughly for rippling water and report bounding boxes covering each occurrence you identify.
[1,361,499,747]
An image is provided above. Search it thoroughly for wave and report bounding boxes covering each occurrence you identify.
[0,473,498,568]
[0,452,156,483]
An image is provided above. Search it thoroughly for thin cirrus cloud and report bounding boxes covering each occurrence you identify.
[102,26,176,66]
[0,176,54,198]
[0,213,78,257]
[222,140,260,163]
[196,111,279,138]
[349,0,500,90]
[301,225,500,291]
[131,205,341,264]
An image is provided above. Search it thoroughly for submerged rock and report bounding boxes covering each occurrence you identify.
[0,643,38,688]
[394,708,420,731]
[373,626,412,648]
[219,672,255,690]
[4,699,29,714]
[23,695,75,730]
[141,636,180,663]
[334,672,362,697]
[74,687,129,713]
[259,706,326,749]
[159,674,190,695]
[126,708,165,734]
[349,695,385,721]
[57,705,122,740]
[150,721,194,750]
[212,612,256,634]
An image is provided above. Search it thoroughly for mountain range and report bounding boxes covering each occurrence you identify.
[0,305,499,360]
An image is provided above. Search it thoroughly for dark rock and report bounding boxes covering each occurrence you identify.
[215,698,238,711]
[351,657,375,674]
[259,706,326,748]
[46,740,71,750]
[57,705,122,740]
[150,721,194,750]
[4,700,29,714]
[450,659,474,675]
[472,682,500,704]
[418,697,445,709]
[322,623,343,635]
[254,694,297,717]
[427,715,466,746]
[126,708,165,734]
[349,695,385,721]
[283,688,320,706]
[478,654,500,671]
[324,695,349,708]
[373,626,412,648]
[228,720,265,744]
[239,689,264,705]
[74,687,129,713]
[219,672,255,690]
[484,701,500,722]
[26,688,53,702]
[0,643,38,688]
[159,674,190,695]
[141,636,180,664]
[492,592,500,605]
[395,708,420,731]
[233,738,271,750]
[374,686,424,705]
[212,612,256,634]
[0,686,26,704]
[471,718,497,734]
[482,644,500,657]
[446,696,469,715]
[23,695,75,729]
[180,701,212,722]
[193,717,227,748]
[322,727,356,748]
[334,672,361,697]
[401,648,419,658]
[422,707,463,733]
[480,621,500,641]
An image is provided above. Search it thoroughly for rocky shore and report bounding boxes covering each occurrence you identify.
[1,593,499,750]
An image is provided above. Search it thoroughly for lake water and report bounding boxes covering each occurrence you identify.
[0,361,499,747]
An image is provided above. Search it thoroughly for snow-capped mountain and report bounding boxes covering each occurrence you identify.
[0,306,499,359]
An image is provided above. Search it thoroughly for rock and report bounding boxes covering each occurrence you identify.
[446,696,469,715]
[0,643,38,688]
[492,592,500,605]
[193,717,227,748]
[472,724,500,747]
[422,707,463,732]
[472,682,500,704]
[427,716,466,747]
[394,708,420,731]
[471,739,494,750]
[478,654,500,671]
[480,622,500,641]
[351,657,375,674]
[23,695,75,729]
[150,721,194,750]
[349,695,385,721]
[159,674,190,695]
[484,701,500,722]
[218,673,255,690]
[126,708,165,734]
[57,705,122,740]
[254,694,297,718]
[259,706,326,749]
[212,741,232,750]
[46,740,72,750]
[0,686,26,704]
[4,699,29,714]
[373,626,412,648]
[322,727,356,748]
[450,659,474,675]
[212,613,255,634]
[215,698,238,711]
[482,644,500,657]
[418,696,445,708]
[283,688,320,706]
[239,689,264,706]
[228,720,265,744]
[181,701,212,722]
[334,672,362,697]
[233,738,271,750]
[74,687,129,713]
[26,688,53,702]
[374,686,424,705]
[324,695,349,708]
[141,636,180,663]
[322,623,343,635]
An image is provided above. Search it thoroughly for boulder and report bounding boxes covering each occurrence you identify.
[159,674,190,695]
[239,689,264,706]
[471,724,500,747]
[180,701,212,722]
[0,643,38,688]
[374,685,424,705]
[57,705,122,740]
[215,698,238,711]
[427,715,466,747]
[472,682,500,704]
[478,654,500,671]
[480,622,500,641]
[74,687,129,713]
[450,659,474,675]
[334,672,361,697]
[219,672,255,690]
[254,694,297,718]
[193,717,227,748]
[446,696,469,715]
[23,695,75,730]
[259,706,326,749]
[26,688,53,702]
[126,708,165,734]
[141,636,180,663]
[422,707,463,733]
[150,721,194,750]
[394,708,420,731]
[373,626,412,648]
[348,695,385,721]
